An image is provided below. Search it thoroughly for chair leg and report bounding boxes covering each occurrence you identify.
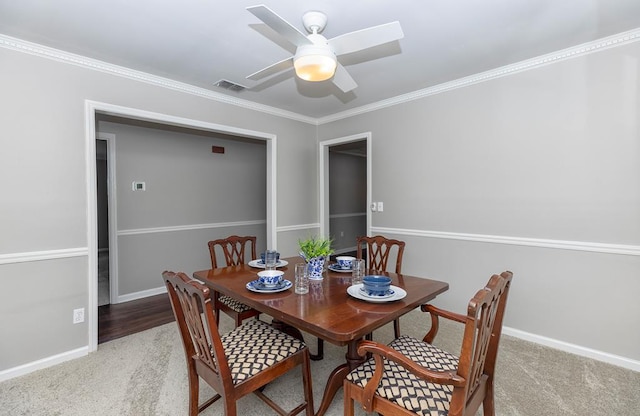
[187,364,199,416]
[302,350,315,416]
[393,318,401,338]
[483,381,496,416]
[343,381,355,416]
[213,300,221,325]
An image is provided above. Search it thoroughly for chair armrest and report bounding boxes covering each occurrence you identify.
[357,341,465,385]
[356,340,465,411]
[420,304,467,343]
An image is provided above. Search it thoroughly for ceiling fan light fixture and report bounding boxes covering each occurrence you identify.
[294,44,337,82]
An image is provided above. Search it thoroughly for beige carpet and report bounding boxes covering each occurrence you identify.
[1,309,639,415]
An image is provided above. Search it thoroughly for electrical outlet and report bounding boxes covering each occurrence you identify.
[377,202,384,212]
[73,308,85,324]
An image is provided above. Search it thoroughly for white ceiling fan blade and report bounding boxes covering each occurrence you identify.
[247,56,294,80]
[247,5,311,47]
[332,63,358,93]
[329,21,404,56]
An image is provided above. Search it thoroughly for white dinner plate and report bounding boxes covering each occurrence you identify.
[328,264,352,273]
[347,284,407,303]
[248,259,289,269]
[246,279,292,293]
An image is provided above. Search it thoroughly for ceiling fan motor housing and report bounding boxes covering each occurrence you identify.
[302,11,328,34]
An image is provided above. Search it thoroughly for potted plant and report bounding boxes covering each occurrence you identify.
[298,236,334,279]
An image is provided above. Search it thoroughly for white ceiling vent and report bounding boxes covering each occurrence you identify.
[214,79,247,92]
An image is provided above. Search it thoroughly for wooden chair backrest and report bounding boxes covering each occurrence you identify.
[450,271,513,415]
[356,235,405,274]
[163,271,233,394]
[208,235,257,269]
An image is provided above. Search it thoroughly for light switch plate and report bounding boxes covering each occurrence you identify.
[132,181,146,191]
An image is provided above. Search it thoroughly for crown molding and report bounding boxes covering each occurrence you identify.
[317,27,640,124]
[0,34,317,125]
[2,27,639,126]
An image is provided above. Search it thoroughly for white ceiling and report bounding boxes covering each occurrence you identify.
[1,0,639,119]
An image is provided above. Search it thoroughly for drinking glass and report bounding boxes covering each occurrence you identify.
[352,259,366,285]
[264,250,278,270]
[294,263,310,294]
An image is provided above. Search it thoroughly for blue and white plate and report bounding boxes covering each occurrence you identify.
[248,259,289,269]
[347,284,407,303]
[359,286,395,299]
[246,279,292,293]
[328,264,352,273]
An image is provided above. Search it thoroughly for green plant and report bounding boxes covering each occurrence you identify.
[298,235,334,260]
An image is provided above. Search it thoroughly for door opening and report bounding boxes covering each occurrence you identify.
[319,133,371,255]
[96,137,111,307]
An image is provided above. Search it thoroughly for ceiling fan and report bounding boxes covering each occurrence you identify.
[246,4,404,93]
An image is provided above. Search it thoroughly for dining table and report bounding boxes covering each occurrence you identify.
[192,256,449,416]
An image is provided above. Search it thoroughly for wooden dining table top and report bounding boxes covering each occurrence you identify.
[192,256,449,346]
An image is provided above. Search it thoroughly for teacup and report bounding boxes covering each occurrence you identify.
[362,275,392,296]
[257,270,284,287]
[336,256,356,269]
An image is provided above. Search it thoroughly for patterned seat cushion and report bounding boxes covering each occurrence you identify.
[219,295,254,313]
[346,335,459,416]
[221,319,306,384]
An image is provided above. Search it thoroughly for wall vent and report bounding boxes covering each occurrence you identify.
[214,79,247,92]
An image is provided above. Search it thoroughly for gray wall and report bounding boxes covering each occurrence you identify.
[0,46,317,372]
[98,119,268,300]
[319,40,640,362]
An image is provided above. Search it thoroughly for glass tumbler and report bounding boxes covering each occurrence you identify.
[352,259,366,285]
[294,262,310,294]
[264,250,278,270]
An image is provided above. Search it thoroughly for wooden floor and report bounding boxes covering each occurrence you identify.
[98,293,175,344]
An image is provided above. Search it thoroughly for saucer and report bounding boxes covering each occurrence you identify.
[359,286,395,299]
[246,279,292,293]
[347,284,407,303]
[328,264,352,273]
[248,259,289,269]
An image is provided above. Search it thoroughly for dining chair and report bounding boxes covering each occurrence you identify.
[356,235,406,338]
[208,235,261,327]
[163,271,314,416]
[343,271,513,416]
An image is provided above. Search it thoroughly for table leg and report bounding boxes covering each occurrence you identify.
[270,319,304,339]
[314,339,364,416]
[313,339,324,361]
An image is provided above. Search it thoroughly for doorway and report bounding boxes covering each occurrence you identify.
[86,100,277,352]
[319,133,371,250]
[96,138,110,307]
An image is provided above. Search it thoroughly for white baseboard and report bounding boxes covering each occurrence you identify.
[503,326,640,372]
[115,286,167,304]
[0,346,88,383]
